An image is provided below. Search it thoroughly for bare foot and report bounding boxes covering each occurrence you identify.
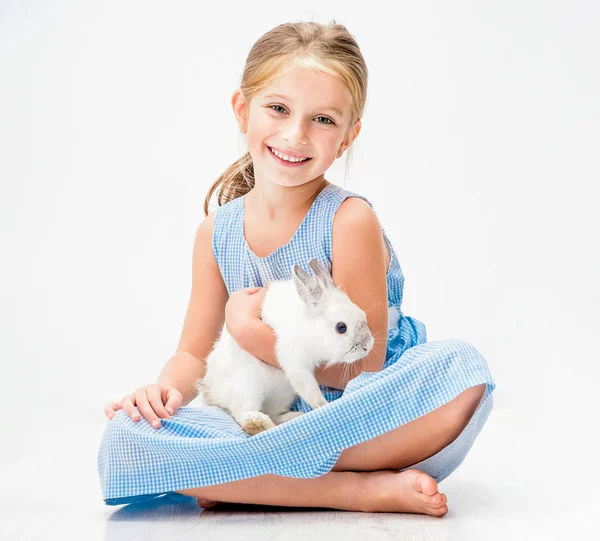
[360,469,448,516]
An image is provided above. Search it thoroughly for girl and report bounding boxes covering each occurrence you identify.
[101,20,495,516]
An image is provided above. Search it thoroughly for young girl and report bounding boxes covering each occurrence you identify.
[100,20,495,515]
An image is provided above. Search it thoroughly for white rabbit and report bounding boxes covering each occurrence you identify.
[188,258,377,435]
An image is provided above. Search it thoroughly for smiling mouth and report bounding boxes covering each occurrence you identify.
[268,146,313,163]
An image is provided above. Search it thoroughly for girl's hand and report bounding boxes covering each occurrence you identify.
[104,384,183,429]
[225,286,268,338]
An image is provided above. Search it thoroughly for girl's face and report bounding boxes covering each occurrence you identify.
[233,66,360,189]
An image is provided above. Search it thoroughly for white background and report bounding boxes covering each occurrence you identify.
[1,1,599,535]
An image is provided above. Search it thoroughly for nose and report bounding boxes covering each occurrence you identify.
[283,118,309,146]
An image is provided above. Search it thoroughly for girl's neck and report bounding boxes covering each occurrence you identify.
[246,178,330,222]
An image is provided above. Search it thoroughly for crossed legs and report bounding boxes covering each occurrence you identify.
[176,383,487,515]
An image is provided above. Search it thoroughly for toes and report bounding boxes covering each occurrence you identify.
[418,490,447,508]
[418,491,435,504]
[430,494,447,510]
[429,495,448,516]
[418,490,442,505]
[410,469,439,496]
[431,504,449,517]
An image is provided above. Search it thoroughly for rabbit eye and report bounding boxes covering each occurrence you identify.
[335,322,347,334]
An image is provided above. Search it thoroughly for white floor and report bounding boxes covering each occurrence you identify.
[1,404,598,541]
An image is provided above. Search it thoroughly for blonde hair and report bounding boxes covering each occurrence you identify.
[203,20,368,217]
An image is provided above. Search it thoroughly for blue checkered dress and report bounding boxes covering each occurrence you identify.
[98,182,496,505]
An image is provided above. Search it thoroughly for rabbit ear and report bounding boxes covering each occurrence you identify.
[292,264,323,307]
[308,259,336,291]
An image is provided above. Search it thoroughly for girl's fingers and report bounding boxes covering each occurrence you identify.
[246,286,263,294]
[147,386,172,421]
[104,402,121,419]
[164,388,182,415]
[253,287,267,298]
[134,391,163,429]
[104,401,123,420]
[121,394,140,422]
[106,387,180,428]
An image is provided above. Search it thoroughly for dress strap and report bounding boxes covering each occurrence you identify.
[211,196,244,292]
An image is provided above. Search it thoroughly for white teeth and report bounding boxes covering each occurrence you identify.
[270,147,308,162]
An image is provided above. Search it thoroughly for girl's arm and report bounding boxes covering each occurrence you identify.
[157,212,229,407]
[328,197,389,374]
[234,318,352,390]
[157,350,209,407]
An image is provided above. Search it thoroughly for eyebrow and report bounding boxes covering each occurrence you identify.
[263,93,344,117]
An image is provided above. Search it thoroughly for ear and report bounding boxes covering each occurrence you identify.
[347,118,362,146]
[308,259,336,291]
[292,264,323,307]
[337,119,362,158]
[231,89,248,134]
[352,118,362,142]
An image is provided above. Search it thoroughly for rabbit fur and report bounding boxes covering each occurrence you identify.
[188,258,376,435]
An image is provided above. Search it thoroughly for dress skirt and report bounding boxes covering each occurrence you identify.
[98,314,496,506]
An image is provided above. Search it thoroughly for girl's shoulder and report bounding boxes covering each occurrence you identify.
[320,183,376,214]
[316,184,384,244]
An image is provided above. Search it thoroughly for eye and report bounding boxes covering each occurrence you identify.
[315,116,334,125]
[335,322,347,334]
[268,105,335,125]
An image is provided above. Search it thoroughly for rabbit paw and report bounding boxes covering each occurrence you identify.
[238,411,276,435]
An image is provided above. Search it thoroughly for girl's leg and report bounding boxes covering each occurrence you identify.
[332,383,487,472]
[179,468,449,515]
[176,384,485,514]
[180,470,366,511]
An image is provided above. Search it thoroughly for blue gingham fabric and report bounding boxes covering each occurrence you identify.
[98,182,496,505]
